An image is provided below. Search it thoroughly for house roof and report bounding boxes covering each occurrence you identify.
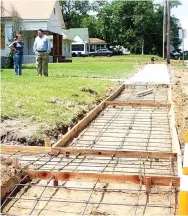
[62,32,72,41]
[89,38,106,45]
[62,28,89,43]
[1,0,57,20]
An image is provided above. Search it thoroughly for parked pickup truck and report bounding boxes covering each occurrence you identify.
[89,49,113,57]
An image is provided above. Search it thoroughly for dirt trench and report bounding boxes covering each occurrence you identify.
[0,88,116,147]
[0,64,183,215]
[171,65,188,148]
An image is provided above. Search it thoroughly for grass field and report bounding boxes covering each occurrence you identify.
[23,55,162,78]
[1,55,161,126]
[1,74,115,125]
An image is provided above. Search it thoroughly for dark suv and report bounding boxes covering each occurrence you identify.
[89,49,113,57]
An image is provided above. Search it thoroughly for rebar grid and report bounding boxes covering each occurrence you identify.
[1,178,178,216]
[69,106,172,152]
[1,152,177,176]
[115,85,169,103]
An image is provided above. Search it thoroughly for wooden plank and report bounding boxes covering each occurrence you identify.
[23,170,180,187]
[137,88,153,97]
[53,85,125,148]
[106,85,125,101]
[105,101,171,108]
[0,145,51,154]
[0,145,177,159]
[168,87,182,177]
[53,101,105,147]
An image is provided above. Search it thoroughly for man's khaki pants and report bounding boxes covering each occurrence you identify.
[35,52,49,76]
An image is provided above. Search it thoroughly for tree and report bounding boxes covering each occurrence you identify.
[95,0,181,55]
[1,1,23,68]
[80,16,101,38]
[60,0,91,28]
[59,0,182,55]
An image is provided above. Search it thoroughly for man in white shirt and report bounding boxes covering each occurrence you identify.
[33,29,51,76]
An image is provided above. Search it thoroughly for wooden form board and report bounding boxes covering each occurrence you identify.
[168,87,182,177]
[0,145,177,159]
[53,85,172,148]
[53,85,124,148]
[23,170,180,187]
[105,101,171,108]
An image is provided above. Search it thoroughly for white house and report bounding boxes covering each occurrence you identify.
[62,28,89,56]
[62,32,72,59]
[1,0,65,64]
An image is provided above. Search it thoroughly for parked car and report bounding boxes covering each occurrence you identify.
[180,51,188,60]
[122,48,130,55]
[170,50,181,59]
[109,45,130,55]
[89,49,113,57]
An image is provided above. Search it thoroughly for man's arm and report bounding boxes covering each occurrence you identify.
[47,37,51,54]
[33,37,37,53]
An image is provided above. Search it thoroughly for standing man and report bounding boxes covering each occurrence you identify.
[33,29,51,76]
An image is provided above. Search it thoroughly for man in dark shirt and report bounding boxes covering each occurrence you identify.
[8,34,24,76]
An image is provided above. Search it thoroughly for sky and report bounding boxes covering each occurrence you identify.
[171,0,188,50]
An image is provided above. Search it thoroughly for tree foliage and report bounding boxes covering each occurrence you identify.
[61,0,182,55]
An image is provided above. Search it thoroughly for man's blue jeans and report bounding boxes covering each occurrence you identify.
[14,54,23,75]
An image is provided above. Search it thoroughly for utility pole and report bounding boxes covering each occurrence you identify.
[163,0,167,59]
[166,0,171,64]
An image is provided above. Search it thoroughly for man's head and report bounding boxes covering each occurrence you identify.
[37,29,44,37]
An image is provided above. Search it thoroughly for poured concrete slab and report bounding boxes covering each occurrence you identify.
[125,64,170,84]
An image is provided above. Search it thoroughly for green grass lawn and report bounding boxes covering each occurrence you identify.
[22,55,162,79]
[1,55,161,127]
[1,73,115,125]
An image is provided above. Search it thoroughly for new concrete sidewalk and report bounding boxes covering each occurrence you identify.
[125,64,170,84]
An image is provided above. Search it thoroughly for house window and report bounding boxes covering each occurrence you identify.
[72,44,84,51]
[1,24,5,48]
[86,43,89,51]
[96,45,100,50]
[54,8,56,14]
[64,43,68,52]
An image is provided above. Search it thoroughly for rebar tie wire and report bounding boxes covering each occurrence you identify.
[28,176,54,216]
[81,179,99,216]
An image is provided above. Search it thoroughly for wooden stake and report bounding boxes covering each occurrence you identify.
[145,177,152,194]
[12,158,18,169]
[44,138,51,147]
[53,178,58,186]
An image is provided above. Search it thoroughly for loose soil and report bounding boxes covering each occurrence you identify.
[1,118,51,146]
[171,65,188,148]
[0,87,116,146]
[2,180,178,216]
[0,156,20,187]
